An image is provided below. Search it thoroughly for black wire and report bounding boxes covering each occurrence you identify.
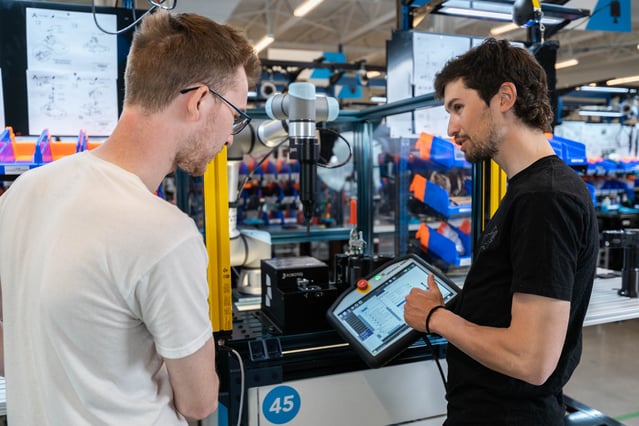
[317,128,353,169]
[423,334,448,392]
[235,137,289,201]
[235,127,351,200]
[92,0,155,35]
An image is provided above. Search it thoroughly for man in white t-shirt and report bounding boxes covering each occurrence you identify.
[0,10,260,425]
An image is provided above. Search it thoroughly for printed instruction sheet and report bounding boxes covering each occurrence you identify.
[26,7,118,136]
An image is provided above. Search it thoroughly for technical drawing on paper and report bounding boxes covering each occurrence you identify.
[84,36,109,54]
[26,7,117,77]
[27,70,117,136]
[32,28,69,64]
[30,74,68,119]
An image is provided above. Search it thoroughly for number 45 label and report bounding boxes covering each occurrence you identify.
[262,385,301,424]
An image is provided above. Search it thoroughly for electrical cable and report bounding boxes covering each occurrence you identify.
[422,334,448,392]
[219,345,245,426]
[317,128,353,170]
[234,127,352,205]
[91,0,177,36]
[235,136,289,201]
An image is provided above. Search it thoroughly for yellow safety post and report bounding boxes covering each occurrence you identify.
[488,159,507,219]
[203,146,233,334]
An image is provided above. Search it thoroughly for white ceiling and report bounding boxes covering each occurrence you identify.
[223,0,639,91]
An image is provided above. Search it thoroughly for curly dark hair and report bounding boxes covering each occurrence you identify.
[434,38,553,132]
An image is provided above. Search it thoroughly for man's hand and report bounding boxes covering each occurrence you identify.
[404,275,445,332]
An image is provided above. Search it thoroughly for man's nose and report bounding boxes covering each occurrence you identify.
[447,119,458,139]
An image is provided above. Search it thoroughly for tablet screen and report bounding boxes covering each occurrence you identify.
[327,254,460,368]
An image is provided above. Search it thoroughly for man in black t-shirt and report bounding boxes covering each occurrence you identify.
[404,38,598,425]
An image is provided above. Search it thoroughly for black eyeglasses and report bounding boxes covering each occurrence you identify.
[180,86,251,135]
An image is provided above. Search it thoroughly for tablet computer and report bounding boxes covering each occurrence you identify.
[326,253,461,368]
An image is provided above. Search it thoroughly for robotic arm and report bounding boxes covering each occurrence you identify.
[266,82,339,232]
[228,82,339,295]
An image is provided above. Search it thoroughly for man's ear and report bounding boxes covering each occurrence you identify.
[498,82,517,111]
[184,87,208,122]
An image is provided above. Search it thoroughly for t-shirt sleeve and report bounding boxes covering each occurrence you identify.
[509,192,584,301]
[133,234,212,359]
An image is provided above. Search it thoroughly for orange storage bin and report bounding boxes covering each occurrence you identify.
[86,140,103,150]
[49,140,78,160]
[12,140,37,162]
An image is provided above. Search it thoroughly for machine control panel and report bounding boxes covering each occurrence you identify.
[327,254,461,368]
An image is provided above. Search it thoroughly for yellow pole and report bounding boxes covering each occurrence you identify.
[488,159,507,218]
[203,146,233,334]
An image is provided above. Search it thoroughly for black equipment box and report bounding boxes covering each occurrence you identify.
[261,256,338,333]
[261,256,329,291]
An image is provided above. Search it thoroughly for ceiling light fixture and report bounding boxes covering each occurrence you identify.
[294,0,324,17]
[254,34,274,53]
[431,0,586,28]
[578,86,630,94]
[578,110,624,118]
[436,5,563,25]
[439,6,511,20]
[607,75,639,86]
[555,59,579,70]
[490,22,520,35]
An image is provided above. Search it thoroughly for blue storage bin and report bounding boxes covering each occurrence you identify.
[410,174,472,217]
[551,135,587,166]
[415,132,470,170]
[415,222,471,267]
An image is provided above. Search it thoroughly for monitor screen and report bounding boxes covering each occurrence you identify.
[327,254,460,368]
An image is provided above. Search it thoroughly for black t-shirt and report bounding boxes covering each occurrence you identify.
[444,155,599,426]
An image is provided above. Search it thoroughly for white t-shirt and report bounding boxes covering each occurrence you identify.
[0,151,212,425]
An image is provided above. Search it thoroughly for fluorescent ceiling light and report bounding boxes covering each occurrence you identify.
[578,86,630,94]
[437,4,563,25]
[439,6,511,20]
[491,22,519,35]
[607,75,639,86]
[294,0,324,17]
[254,34,274,53]
[578,110,624,118]
[555,59,579,70]
[366,71,381,79]
[370,96,387,103]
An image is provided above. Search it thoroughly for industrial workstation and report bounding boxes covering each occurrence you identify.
[1,0,639,425]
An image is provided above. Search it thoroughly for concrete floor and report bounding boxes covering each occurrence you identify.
[565,318,639,426]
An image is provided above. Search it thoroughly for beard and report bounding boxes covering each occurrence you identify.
[176,130,215,176]
[462,110,501,163]
[176,119,224,176]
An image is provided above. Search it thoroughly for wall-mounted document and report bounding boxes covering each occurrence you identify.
[27,70,117,136]
[26,7,117,77]
[25,7,118,136]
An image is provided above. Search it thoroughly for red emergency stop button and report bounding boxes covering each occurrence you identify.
[356,279,370,291]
